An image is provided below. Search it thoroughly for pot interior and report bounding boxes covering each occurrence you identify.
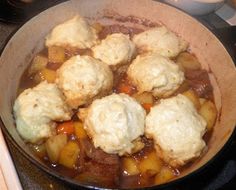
[0,0,236,188]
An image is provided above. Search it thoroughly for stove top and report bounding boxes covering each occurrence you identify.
[0,1,235,189]
[0,0,66,23]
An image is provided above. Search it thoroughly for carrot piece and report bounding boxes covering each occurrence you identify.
[117,83,136,95]
[57,121,74,135]
[142,103,153,112]
[118,83,132,95]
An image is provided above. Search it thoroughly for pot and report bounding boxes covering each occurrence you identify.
[0,0,236,189]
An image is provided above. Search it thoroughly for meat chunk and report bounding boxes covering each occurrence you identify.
[99,24,143,39]
[185,69,213,99]
[79,138,119,165]
[76,161,120,188]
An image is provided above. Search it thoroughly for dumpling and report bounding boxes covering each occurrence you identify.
[84,93,146,156]
[92,33,136,70]
[145,94,207,167]
[133,26,188,57]
[127,53,184,97]
[46,15,99,49]
[56,55,113,108]
[13,81,72,143]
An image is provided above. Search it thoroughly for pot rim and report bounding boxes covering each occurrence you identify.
[0,1,235,189]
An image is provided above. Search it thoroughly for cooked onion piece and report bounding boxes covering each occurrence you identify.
[199,100,217,131]
[92,33,136,70]
[56,55,113,108]
[46,16,99,49]
[84,93,146,156]
[176,52,201,71]
[145,94,207,167]
[127,53,184,97]
[13,81,72,143]
[132,26,188,57]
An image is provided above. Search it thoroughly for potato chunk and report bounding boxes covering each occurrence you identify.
[182,89,201,110]
[199,100,217,131]
[199,98,207,105]
[132,92,154,104]
[92,22,103,33]
[59,141,80,169]
[154,166,175,185]
[48,46,65,63]
[74,121,87,139]
[122,157,140,176]
[28,55,48,75]
[34,68,56,83]
[138,151,162,176]
[176,52,201,71]
[132,92,154,112]
[130,138,145,154]
[45,134,68,163]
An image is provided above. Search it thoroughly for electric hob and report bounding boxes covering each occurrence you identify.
[0,1,235,189]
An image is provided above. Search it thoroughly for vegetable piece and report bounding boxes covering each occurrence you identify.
[142,103,152,112]
[74,121,87,139]
[59,141,80,169]
[45,134,68,163]
[199,100,217,131]
[154,166,175,185]
[48,46,65,63]
[122,157,140,176]
[40,68,57,83]
[34,68,56,83]
[174,80,190,94]
[130,138,145,154]
[138,150,162,177]
[57,121,75,135]
[132,92,154,104]
[182,89,201,110]
[132,92,154,112]
[176,52,201,71]
[92,22,103,33]
[28,55,48,75]
[199,98,207,105]
[30,143,47,158]
[117,82,135,95]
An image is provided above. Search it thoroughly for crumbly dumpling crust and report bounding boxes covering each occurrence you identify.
[56,55,113,108]
[127,53,185,97]
[13,81,72,143]
[145,94,207,167]
[84,93,146,156]
[133,26,188,57]
[92,33,136,68]
[46,16,99,49]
